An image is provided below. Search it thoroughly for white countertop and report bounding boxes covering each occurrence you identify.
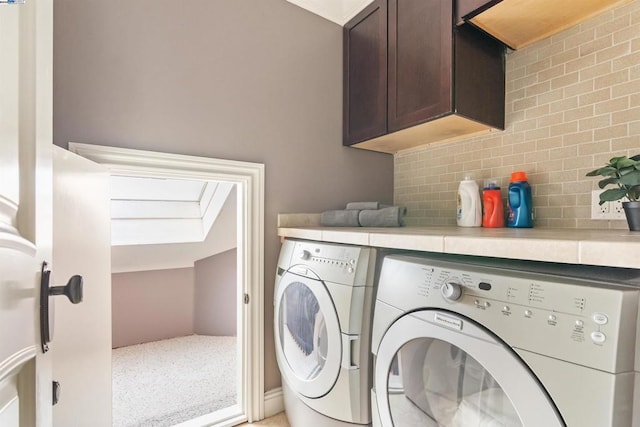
[277,215,640,269]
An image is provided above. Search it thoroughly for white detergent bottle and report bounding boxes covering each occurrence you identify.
[457,174,482,227]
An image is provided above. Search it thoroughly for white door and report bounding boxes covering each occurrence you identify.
[51,147,112,426]
[1,2,111,425]
[0,0,54,426]
[274,271,342,398]
[374,310,565,426]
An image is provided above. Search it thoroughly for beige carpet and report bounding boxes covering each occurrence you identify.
[112,335,237,427]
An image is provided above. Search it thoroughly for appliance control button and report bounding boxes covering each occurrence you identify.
[524,310,533,317]
[299,250,311,260]
[474,299,480,306]
[350,259,356,265]
[347,267,354,274]
[503,306,510,312]
[548,314,557,321]
[591,331,606,344]
[478,282,492,291]
[441,282,463,301]
[592,313,608,325]
[575,320,584,327]
[484,301,491,308]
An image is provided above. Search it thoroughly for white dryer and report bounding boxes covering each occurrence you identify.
[371,253,640,427]
[274,239,378,427]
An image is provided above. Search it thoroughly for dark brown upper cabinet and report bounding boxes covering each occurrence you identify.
[343,0,505,153]
[343,1,387,145]
[388,0,453,132]
[457,0,633,50]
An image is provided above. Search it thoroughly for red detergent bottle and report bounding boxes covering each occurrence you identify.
[482,179,504,228]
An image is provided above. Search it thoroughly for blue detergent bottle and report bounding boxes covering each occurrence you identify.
[507,171,533,228]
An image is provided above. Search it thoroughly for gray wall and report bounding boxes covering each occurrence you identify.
[112,267,195,348]
[194,249,237,337]
[53,0,394,390]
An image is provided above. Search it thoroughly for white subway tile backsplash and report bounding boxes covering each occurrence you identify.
[394,0,640,229]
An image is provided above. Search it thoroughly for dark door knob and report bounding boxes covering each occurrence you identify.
[40,262,84,352]
[49,275,83,304]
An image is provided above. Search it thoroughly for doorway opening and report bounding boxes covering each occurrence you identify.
[69,143,265,427]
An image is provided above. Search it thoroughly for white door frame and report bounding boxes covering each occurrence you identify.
[68,142,265,424]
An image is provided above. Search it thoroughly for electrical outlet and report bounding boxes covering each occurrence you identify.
[611,199,624,215]
[591,190,626,220]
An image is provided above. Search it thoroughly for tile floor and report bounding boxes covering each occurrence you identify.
[239,411,290,426]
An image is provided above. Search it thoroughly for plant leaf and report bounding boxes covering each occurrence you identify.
[629,185,640,201]
[620,166,636,176]
[620,172,640,187]
[599,188,627,202]
[586,165,617,177]
[613,157,636,168]
[597,177,618,188]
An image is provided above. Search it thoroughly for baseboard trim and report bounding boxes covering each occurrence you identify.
[264,387,284,418]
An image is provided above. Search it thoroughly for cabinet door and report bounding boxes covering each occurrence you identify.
[343,0,387,146]
[388,0,452,133]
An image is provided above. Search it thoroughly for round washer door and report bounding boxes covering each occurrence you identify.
[375,310,565,427]
[274,271,341,398]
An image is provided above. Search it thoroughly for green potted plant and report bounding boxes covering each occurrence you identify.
[586,154,640,231]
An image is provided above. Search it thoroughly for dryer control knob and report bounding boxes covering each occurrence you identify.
[441,282,463,301]
[299,250,311,260]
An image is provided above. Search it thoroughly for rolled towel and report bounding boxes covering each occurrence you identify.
[359,206,407,227]
[345,201,391,210]
[320,209,361,227]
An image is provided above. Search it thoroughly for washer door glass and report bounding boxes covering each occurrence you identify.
[387,339,521,426]
[275,272,341,398]
[375,310,565,427]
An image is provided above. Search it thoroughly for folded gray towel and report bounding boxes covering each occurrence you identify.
[359,206,406,227]
[345,201,390,210]
[320,209,361,227]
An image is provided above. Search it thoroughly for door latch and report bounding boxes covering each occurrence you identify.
[52,381,61,406]
[40,261,83,352]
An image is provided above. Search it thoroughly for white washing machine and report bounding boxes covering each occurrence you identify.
[274,239,378,427]
[371,253,640,427]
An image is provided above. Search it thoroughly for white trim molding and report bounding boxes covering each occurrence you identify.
[68,142,266,421]
[263,387,284,419]
[0,347,36,383]
[0,196,36,256]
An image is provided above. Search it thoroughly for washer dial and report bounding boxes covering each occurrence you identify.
[441,282,463,301]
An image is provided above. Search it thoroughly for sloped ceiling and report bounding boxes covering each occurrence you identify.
[110,176,237,273]
[110,175,234,246]
[286,0,374,25]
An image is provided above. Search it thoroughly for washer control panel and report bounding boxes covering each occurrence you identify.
[376,254,640,374]
[284,240,374,286]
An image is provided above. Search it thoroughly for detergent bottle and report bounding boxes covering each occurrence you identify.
[482,179,504,228]
[507,171,533,228]
[457,174,482,227]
